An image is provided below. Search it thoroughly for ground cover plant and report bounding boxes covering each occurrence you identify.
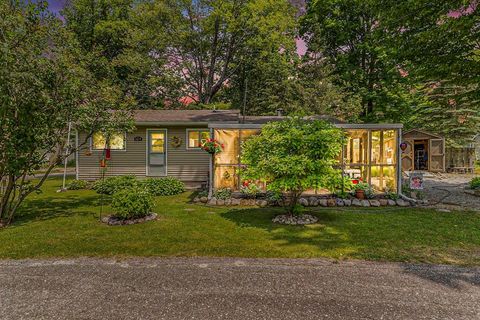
[2,177,480,266]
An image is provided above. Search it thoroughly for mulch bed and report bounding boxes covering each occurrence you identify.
[101,213,158,226]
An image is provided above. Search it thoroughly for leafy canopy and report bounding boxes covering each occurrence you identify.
[241,118,344,212]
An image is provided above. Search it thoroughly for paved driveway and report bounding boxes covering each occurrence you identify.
[0,258,479,320]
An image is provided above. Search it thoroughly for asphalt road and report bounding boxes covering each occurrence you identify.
[0,258,479,320]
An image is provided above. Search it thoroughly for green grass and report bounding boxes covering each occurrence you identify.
[1,178,480,265]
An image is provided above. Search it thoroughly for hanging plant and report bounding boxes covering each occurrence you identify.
[170,136,182,148]
[201,138,224,154]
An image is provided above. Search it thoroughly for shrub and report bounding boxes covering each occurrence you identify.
[470,177,480,190]
[240,183,262,198]
[92,175,138,195]
[141,177,185,196]
[111,187,154,220]
[214,188,232,200]
[66,179,89,190]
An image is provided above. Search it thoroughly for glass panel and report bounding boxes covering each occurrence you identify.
[383,130,396,165]
[344,165,368,181]
[214,166,238,189]
[188,131,200,148]
[345,130,368,165]
[371,166,397,192]
[109,133,125,150]
[371,131,381,164]
[200,131,210,144]
[92,132,107,150]
[151,133,165,153]
[214,129,240,165]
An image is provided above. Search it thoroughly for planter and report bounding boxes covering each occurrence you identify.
[355,189,365,200]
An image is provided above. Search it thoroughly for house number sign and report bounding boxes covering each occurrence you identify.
[134,136,143,142]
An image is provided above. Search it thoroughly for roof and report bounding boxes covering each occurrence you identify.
[403,129,443,139]
[242,115,345,124]
[133,109,240,124]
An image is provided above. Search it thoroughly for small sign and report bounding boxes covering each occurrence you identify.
[409,172,424,190]
[134,136,143,142]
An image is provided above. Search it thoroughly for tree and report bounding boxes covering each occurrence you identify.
[0,1,132,226]
[134,0,298,106]
[241,118,344,215]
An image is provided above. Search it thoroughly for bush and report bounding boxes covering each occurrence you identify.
[66,179,89,190]
[470,177,480,190]
[214,188,232,200]
[92,175,138,195]
[141,177,185,196]
[111,187,154,220]
[240,183,262,198]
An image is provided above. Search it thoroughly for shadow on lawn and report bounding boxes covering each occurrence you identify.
[220,207,353,252]
[401,264,480,288]
[13,195,102,226]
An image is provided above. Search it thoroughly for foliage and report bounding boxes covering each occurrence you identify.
[92,176,138,195]
[141,177,185,196]
[302,0,480,142]
[214,188,232,200]
[67,180,90,190]
[132,0,297,106]
[0,1,132,225]
[111,186,154,220]
[325,175,355,194]
[470,177,480,190]
[241,117,345,214]
[353,182,375,199]
[240,182,262,199]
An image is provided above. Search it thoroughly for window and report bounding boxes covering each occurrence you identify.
[187,129,210,149]
[91,132,126,150]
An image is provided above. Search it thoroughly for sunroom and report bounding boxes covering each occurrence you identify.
[208,123,403,194]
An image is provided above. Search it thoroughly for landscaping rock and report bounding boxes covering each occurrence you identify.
[298,198,309,207]
[216,199,225,206]
[352,199,362,207]
[272,214,319,225]
[256,200,268,207]
[361,200,371,207]
[396,199,410,207]
[231,198,241,206]
[379,199,388,206]
[193,197,200,203]
[437,208,451,213]
[224,199,232,206]
[319,199,328,207]
[369,200,381,207]
[336,199,345,207]
[387,199,397,206]
[208,197,217,206]
[240,199,249,206]
[343,199,352,207]
[327,199,336,207]
[200,197,208,203]
[309,197,319,207]
[101,213,157,226]
[249,199,257,206]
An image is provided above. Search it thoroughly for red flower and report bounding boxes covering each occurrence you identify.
[352,179,359,185]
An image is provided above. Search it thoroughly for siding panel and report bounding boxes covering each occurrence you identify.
[77,126,210,183]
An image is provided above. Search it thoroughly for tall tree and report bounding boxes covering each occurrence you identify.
[134,0,298,106]
[0,1,131,225]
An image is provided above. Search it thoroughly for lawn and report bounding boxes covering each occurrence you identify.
[1,178,480,266]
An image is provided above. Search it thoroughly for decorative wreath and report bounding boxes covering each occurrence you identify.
[170,136,183,148]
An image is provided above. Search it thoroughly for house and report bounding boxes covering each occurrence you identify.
[76,109,403,194]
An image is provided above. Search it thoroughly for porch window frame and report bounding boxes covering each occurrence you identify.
[90,131,127,151]
[186,128,211,150]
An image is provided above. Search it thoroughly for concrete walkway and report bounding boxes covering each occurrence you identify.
[0,257,479,319]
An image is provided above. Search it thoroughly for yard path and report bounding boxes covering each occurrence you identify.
[0,257,479,320]
[422,173,480,211]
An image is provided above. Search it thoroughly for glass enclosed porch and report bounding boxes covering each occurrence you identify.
[210,124,402,194]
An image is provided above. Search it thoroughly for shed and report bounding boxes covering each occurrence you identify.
[401,129,445,172]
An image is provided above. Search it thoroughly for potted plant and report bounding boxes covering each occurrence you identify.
[353,182,370,200]
[200,138,224,154]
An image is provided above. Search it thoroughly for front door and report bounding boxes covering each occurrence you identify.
[147,129,167,176]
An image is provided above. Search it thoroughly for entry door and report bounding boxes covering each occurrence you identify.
[147,130,167,176]
[429,139,445,172]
